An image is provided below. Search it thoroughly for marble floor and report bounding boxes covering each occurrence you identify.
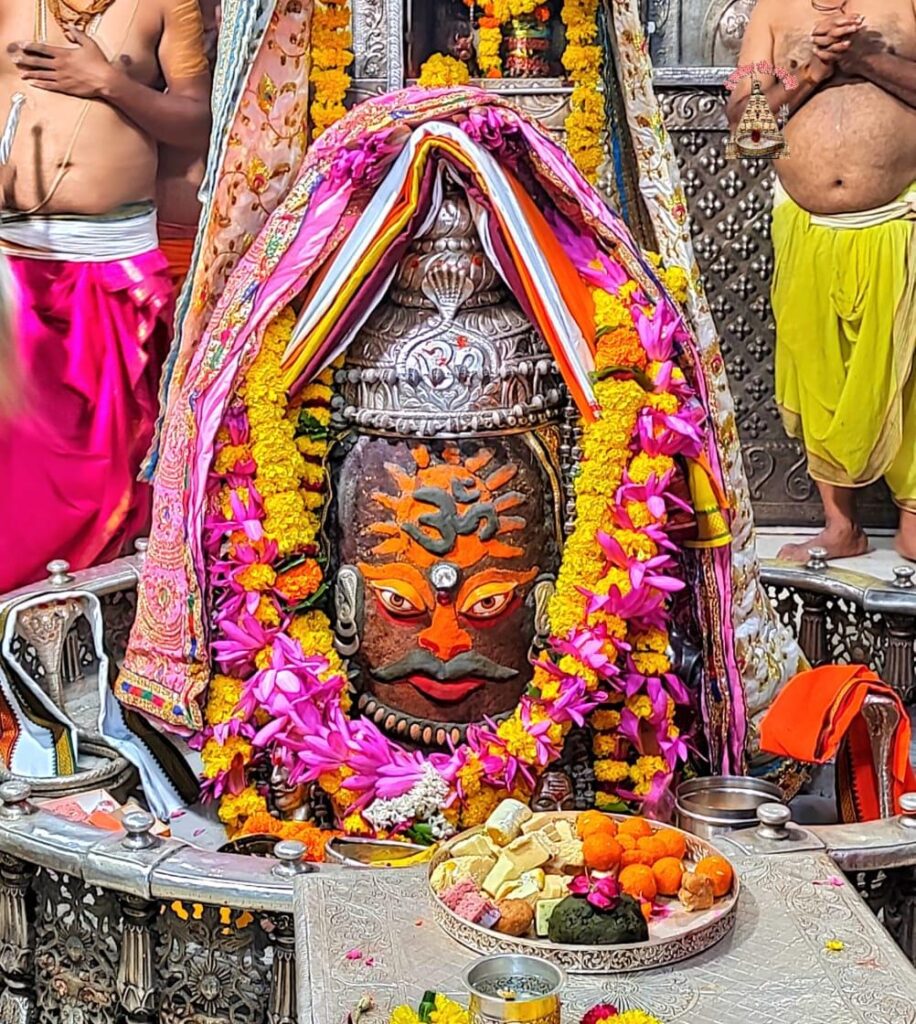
[755,526,910,583]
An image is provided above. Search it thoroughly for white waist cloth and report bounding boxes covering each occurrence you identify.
[0,207,159,262]
[773,176,916,228]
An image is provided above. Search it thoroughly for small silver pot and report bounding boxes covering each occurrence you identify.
[676,775,784,840]
[464,955,564,1024]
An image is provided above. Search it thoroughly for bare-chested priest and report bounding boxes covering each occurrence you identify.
[0,0,210,592]
[727,0,916,562]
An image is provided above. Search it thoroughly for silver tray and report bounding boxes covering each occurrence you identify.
[428,812,739,973]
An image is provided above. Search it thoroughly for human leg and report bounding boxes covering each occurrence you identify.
[777,481,868,562]
[771,192,913,561]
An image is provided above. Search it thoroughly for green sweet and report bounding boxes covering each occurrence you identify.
[546,893,649,946]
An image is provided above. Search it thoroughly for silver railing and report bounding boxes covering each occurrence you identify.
[761,548,916,701]
[0,781,311,1023]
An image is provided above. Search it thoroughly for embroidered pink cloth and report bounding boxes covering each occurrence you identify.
[0,251,174,592]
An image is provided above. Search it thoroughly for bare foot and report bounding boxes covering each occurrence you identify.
[777,524,869,563]
[894,510,916,562]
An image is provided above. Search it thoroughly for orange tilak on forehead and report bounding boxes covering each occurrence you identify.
[366,445,528,569]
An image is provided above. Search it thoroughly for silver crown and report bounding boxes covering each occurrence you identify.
[334,191,566,437]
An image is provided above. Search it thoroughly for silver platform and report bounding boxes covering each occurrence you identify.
[293,840,916,1024]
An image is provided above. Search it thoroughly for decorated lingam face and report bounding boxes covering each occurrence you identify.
[335,434,560,738]
[329,185,567,746]
[268,755,311,821]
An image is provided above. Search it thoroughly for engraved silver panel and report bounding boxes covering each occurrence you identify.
[648,0,758,69]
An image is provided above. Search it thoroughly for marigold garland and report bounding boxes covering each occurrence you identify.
[195,129,698,842]
[418,54,471,88]
[561,0,604,181]
[198,234,696,839]
[309,0,353,138]
[199,308,342,845]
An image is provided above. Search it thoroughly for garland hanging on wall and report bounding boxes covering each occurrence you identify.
[309,0,353,138]
[561,0,604,181]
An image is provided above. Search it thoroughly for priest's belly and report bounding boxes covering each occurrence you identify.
[777,81,916,215]
[0,84,157,216]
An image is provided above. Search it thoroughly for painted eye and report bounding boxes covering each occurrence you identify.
[376,588,423,617]
[466,591,513,619]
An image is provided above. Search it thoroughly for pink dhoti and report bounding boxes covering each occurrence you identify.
[0,246,175,592]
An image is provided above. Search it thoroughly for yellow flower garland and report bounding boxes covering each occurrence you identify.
[561,0,604,181]
[310,0,353,138]
[202,263,691,835]
[418,54,471,88]
[202,309,342,837]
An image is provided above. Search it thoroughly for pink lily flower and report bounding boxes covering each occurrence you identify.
[222,486,266,542]
[240,634,336,718]
[224,404,251,446]
[552,626,619,677]
[518,703,562,765]
[466,722,537,791]
[548,212,631,291]
[618,706,643,749]
[633,304,680,363]
[212,613,279,675]
[660,729,690,770]
[211,718,255,744]
[662,671,691,706]
[199,754,249,802]
[616,482,691,537]
[549,678,609,727]
[637,407,704,460]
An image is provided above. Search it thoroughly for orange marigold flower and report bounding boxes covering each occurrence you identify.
[276,560,324,602]
[595,327,649,373]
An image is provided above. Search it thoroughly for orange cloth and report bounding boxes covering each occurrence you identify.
[161,0,210,79]
[157,225,196,291]
[759,665,916,820]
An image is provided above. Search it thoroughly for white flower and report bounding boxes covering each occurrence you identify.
[363,764,451,831]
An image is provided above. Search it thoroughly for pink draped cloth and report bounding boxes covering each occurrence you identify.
[0,251,175,592]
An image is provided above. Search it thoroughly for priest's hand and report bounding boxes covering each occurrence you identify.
[13,29,116,100]
[810,11,863,67]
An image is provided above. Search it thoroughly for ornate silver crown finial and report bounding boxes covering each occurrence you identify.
[335,191,565,438]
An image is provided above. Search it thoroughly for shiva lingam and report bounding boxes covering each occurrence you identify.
[504,15,553,78]
[328,189,568,753]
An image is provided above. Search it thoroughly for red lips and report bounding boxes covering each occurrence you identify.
[406,675,486,703]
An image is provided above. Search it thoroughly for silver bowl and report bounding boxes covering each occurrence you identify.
[464,954,564,1024]
[676,775,784,840]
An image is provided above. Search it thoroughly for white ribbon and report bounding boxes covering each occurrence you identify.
[0,93,25,168]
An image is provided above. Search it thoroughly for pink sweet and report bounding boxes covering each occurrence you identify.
[440,879,478,911]
[453,892,495,924]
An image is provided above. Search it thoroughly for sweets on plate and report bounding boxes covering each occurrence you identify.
[485,799,533,846]
[431,801,735,946]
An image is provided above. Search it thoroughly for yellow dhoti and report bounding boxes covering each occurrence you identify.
[771,179,916,509]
